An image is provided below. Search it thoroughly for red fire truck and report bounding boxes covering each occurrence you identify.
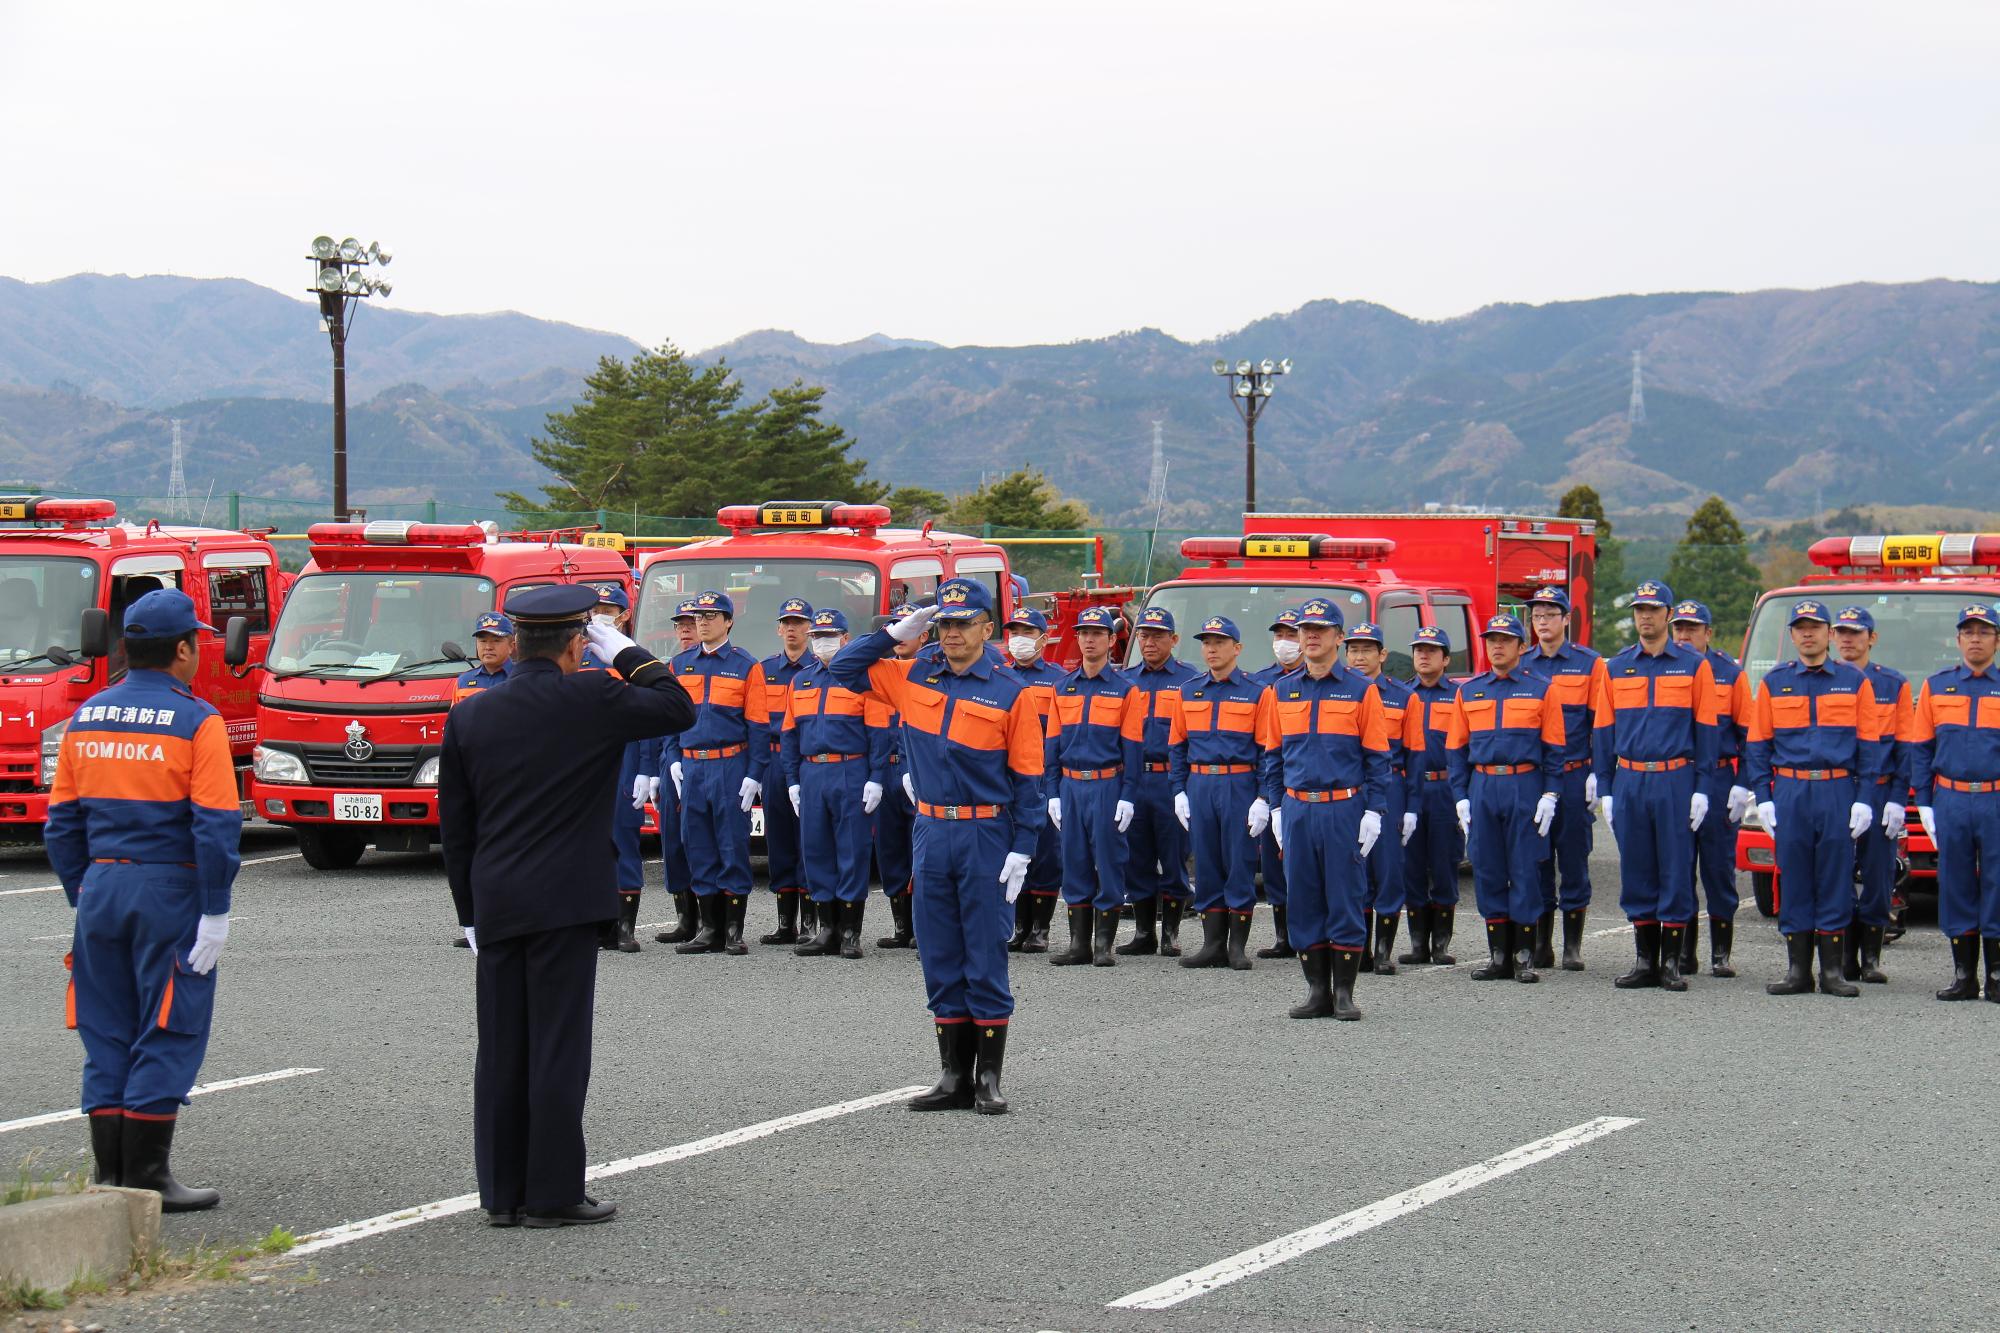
[0,496,283,840]
[1129,511,1599,676]
[232,521,630,869]
[1733,532,2000,920]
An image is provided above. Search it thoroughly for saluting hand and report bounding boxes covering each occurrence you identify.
[586,617,638,659]
[887,604,940,644]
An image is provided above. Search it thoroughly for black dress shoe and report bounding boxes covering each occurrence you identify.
[487,1209,522,1227]
[523,1197,617,1228]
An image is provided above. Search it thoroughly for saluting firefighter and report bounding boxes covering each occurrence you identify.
[759,598,817,946]
[1592,580,1721,991]
[1046,606,1146,967]
[1000,608,1064,954]
[780,609,892,958]
[1446,614,1566,983]
[1250,607,1306,958]
[1123,606,1201,956]
[829,580,1047,1114]
[1259,597,1392,1020]
[1341,623,1425,973]
[583,583,656,953]
[1667,599,1755,976]
[1905,602,2000,1003]
[453,611,516,702]
[663,590,770,957]
[48,589,241,1209]
[1520,586,1610,970]
[870,604,923,952]
[1169,615,1273,970]
[1741,598,1886,998]
[652,598,703,946]
[1831,604,1912,985]
[1400,624,1463,965]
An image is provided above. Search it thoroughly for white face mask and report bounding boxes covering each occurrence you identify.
[1271,638,1302,666]
[1007,635,1040,661]
[810,637,840,662]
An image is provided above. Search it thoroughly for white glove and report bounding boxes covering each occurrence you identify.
[462,926,478,955]
[1358,810,1382,858]
[1270,807,1283,850]
[998,850,1031,902]
[1048,796,1063,831]
[1173,791,1191,829]
[862,780,883,814]
[1247,797,1270,838]
[1114,799,1135,833]
[902,772,915,804]
[1883,801,1906,839]
[788,784,802,815]
[1727,784,1755,824]
[646,774,661,805]
[1401,811,1418,845]
[1918,805,1936,842]
[1601,794,1614,831]
[1534,791,1558,838]
[887,604,940,644]
[1583,772,1599,808]
[669,761,684,798]
[585,617,638,659]
[631,774,650,810]
[739,776,761,812]
[1848,801,1872,840]
[186,913,229,975]
[1757,800,1777,834]
[1455,799,1471,838]
[1690,791,1709,832]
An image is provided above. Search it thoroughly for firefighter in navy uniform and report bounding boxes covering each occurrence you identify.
[652,599,703,945]
[871,604,923,951]
[1045,606,1145,967]
[1669,600,1755,977]
[1908,603,2000,1002]
[759,598,817,945]
[1341,623,1426,973]
[1168,616,1272,970]
[453,612,515,702]
[1520,586,1609,970]
[1400,625,1463,965]
[47,589,241,1209]
[1831,604,1913,984]
[1251,608,1306,957]
[441,585,694,1226]
[1123,606,1201,955]
[1000,608,1064,953]
[583,584,656,953]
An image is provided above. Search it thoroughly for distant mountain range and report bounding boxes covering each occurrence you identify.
[1,273,1996,530]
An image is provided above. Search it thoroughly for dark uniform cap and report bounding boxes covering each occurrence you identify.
[587,582,629,611]
[123,588,214,639]
[1788,599,1830,626]
[504,583,598,625]
[672,598,699,620]
[1074,606,1120,632]
[1670,600,1712,627]
[1833,605,1874,632]
[1135,606,1175,633]
[1957,603,1998,629]
[1526,585,1571,612]
[1345,621,1384,646]
[1294,598,1343,629]
[776,597,814,622]
[1004,608,1049,634]
[1411,624,1452,652]
[933,579,992,622]
[1194,615,1240,642]
[809,608,848,634]
[473,611,514,637]
[1270,608,1303,631]
[1630,581,1674,609]
[1481,613,1527,641]
[690,589,734,617]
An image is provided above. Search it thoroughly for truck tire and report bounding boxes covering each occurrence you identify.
[1751,871,1777,919]
[296,827,366,871]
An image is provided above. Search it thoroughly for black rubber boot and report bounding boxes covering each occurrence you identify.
[1710,916,1737,978]
[1842,919,1862,982]
[674,894,723,954]
[1159,895,1185,957]
[1007,894,1032,952]
[1225,911,1254,971]
[1116,896,1159,955]
[1512,921,1540,984]
[1092,905,1118,966]
[598,917,620,951]
[1614,923,1661,989]
[1359,909,1376,973]
[794,900,838,956]
[1288,950,1334,1019]
[800,897,819,940]
[1398,904,1434,964]
[907,1023,975,1111]
[1330,948,1363,1020]
[1857,923,1888,984]
[1679,914,1699,976]
[1818,931,1859,998]
[1180,910,1228,968]
[1021,894,1055,953]
[972,1022,1009,1115]
[1658,924,1687,991]
[878,892,916,949]
[655,890,698,945]
[720,893,749,956]
[1983,937,2000,1002]
[89,1110,121,1186]
[1431,905,1458,965]
[613,894,642,953]
[1470,920,1513,980]
[1051,905,1094,966]
[1258,905,1296,959]
[1560,908,1587,971]
[759,890,801,945]
[1767,932,1815,995]
[122,1115,219,1212]
[1937,934,1981,1000]
[1534,909,1557,970]
[839,899,866,959]
[1373,911,1399,976]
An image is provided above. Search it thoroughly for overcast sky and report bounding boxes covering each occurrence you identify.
[2,1,1994,352]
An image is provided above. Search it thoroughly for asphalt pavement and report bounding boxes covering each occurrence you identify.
[3,823,1995,1332]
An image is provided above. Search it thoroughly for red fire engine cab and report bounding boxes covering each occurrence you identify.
[1733,533,2000,919]
[0,496,283,840]
[231,521,630,869]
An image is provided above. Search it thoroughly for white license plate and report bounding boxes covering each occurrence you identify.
[333,793,382,822]
[749,806,764,838]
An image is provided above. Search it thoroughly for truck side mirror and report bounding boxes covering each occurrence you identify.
[79,608,109,660]
[223,616,250,667]
[441,640,470,663]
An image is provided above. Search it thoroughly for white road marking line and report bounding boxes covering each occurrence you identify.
[0,1067,323,1135]
[291,1083,930,1256]
[1108,1115,1643,1310]
[0,852,301,899]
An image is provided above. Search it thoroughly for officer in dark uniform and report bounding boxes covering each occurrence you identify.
[1000,608,1064,953]
[440,585,694,1227]
[759,598,816,945]
[1400,625,1463,965]
[47,589,241,1209]
[1123,606,1201,955]
[453,612,515,703]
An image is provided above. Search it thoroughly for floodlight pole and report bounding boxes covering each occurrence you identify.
[320,293,350,522]
[1218,362,1287,514]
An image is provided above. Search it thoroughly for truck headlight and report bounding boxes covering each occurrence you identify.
[253,745,307,784]
[39,718,67,787]
[413,756,440,786]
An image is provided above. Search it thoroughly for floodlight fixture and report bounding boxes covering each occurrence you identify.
[1235,380,1253,397]
[1212,358,1228,375]
[1259,358,1275,374]
[344,271,367,295]
[1259,381,1274,397]
[1279,358,1293,374]
[1235,359,1252,375]
[338,237,364,262]
[317,266,345,293]
[368,241,392,266]
[312,235,338,259]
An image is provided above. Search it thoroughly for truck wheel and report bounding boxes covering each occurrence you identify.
[296,827,366,871]
[1751,871,1777,919]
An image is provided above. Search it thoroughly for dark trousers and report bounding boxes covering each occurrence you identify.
[475,922,598,1213]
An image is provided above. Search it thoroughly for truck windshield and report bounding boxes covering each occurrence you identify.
[0,555,99,669]
[268,572,495,679]
[635,558,881,651]
[1740,589,1973,692]
[1132,583,1370,675]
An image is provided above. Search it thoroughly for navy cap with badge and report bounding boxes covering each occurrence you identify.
[1074,605,1121,632]
[1135,606,1175,634]
[504,583,598,625]
[1270,608,1302,631]
[776,597,814,622]
[1481,613,1527,641]
[473,611,514,637]
[123,588,214,639]
[1833,605,1874,633]
[1670,600,1711,627]
[690,589,735,617]
[1526,585,1571,613]
[1294,598,1343,629]
[1958,603,1999,630]
[1194,615,1240,642]
[1411,624,1452,652]
[1630,581,1674,609]
[808,608,848,634]
[933,579,992,622]
[672,597,699,620]
[1005,607,1048,634]
[1788,599,1830,626]
[1345,621,1384,646]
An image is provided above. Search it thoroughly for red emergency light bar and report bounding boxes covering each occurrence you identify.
[716,501,893,534]
[1808,533,2000,570]
[1181,534,1397,565]
[0,496,118,524]
[306,521,488,547]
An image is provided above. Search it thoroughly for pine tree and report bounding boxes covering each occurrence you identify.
[1558,484,1629,650]
[734,382,885,506]
[883,485,951,523]
[946,468,1091,530]
[1666,495,1761,644]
